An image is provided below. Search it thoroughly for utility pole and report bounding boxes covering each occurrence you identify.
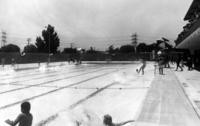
[70,43,74,48]
[48,28,50,64]
[27,38,31,46]
[131,33,138,53]
[45,26,50,65]
[1,31,6,67]
[1,31,7,47]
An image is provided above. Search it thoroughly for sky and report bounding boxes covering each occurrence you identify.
[0,0,193,51]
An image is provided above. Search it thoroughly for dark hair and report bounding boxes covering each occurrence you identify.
[103,114,112,125]
[21,101,31,113]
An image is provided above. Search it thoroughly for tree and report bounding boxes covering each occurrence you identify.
[136,43,147,52]
[23,44,37,53]
[35,24,60,54]
[86,46,97,54]
[35,37,45,53]
[1,44,20,52]
[146,43,157,52]
[107,45,115,54]
[119,45,135,53]
[63,48,77,53]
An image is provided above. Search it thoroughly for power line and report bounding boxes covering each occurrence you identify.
[3,31,175,43]
[138,34,175,40]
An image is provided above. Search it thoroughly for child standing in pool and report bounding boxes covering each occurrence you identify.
[5,101,33,126]
[103,114,134,126]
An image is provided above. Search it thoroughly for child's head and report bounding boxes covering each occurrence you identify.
[21,101,31,114]
[103,114,112,125]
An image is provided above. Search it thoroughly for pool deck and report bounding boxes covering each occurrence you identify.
[136,66,200,126]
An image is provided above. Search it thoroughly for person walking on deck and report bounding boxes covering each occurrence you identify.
[136,59,146,75]
[175,54,183,71]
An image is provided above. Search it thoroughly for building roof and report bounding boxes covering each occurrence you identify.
[184,0,200,21]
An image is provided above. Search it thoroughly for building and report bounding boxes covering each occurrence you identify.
[175,0,200,68]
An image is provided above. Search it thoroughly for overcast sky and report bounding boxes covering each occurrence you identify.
[0,0,192,51]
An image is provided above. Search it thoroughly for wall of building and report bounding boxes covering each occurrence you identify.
[177,27,200,54]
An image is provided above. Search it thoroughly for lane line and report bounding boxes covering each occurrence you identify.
[37,82,118,126]
[0,69,118,110]
[0,63,124,81]
[14,65,121,84]
[0,84,149,89]
[69,82,118,109]
[0,68,116,95]
[0,65,101,82]
[0,65,120,85]
[0,67,96,85]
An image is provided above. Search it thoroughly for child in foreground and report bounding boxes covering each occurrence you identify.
[103,114,134,126]
[5,101,33,126]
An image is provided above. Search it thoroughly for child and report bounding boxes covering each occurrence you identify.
[136,59,146,75]
[5,101,33,126]
[103,114,134,126]
[158,56,164,75]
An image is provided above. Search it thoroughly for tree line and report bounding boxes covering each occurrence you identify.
[0,24,173,55]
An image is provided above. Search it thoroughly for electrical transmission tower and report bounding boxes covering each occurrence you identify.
[131,33,138,53]
[1,31,7,47]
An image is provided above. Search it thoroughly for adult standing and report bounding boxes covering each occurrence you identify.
[175,54,183,71]
[187,55,193,71]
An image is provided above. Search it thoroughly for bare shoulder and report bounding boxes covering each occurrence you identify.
[19,113,33,119]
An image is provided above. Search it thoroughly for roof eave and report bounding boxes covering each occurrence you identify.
[184,0,196,21]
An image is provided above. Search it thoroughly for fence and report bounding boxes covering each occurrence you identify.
[0,52,153,65]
